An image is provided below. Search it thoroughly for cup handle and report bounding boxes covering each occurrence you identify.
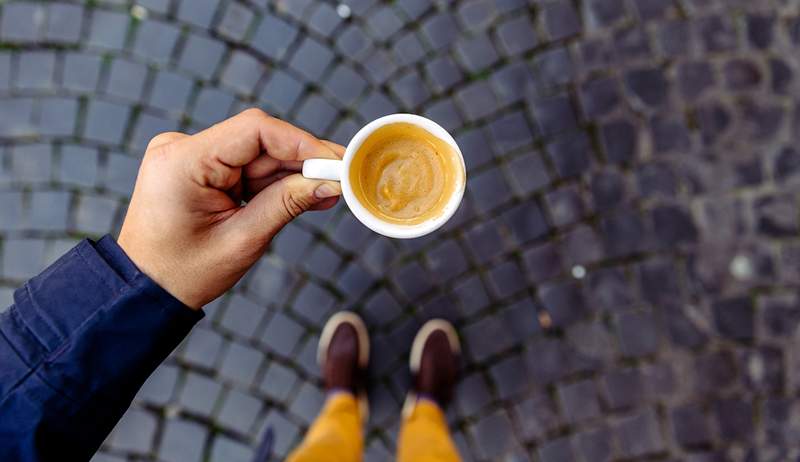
[302,159,343,181]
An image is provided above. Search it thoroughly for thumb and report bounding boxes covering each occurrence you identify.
[232,173,341,240]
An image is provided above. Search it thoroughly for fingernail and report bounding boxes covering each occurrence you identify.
[314,183,341,199]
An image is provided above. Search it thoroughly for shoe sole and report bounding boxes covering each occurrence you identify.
[403,319,460,419]
[317,311,370,422]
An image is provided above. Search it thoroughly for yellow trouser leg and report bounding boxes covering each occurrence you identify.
[286,393,363,462]
[397,399,461,462]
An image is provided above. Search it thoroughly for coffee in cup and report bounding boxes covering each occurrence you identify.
[302,114,467,239]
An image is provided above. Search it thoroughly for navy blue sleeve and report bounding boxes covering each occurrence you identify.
[0,236,204,462]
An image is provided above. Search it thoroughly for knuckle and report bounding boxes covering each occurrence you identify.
[146,131,184,151]
[240,107,270,121]
[281,190,310,219]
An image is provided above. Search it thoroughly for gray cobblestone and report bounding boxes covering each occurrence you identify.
[158,418,207,462]
[179,372,223,417]
[73,195,118,236]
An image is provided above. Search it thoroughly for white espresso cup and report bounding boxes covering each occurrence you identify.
[302,114,466,239]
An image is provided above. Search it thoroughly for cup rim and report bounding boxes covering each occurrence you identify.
[340,114,467,239]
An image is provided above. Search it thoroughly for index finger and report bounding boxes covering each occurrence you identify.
[189,108,340,167]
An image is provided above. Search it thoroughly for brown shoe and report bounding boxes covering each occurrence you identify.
[317,312,370,419]
[404,319,461,416]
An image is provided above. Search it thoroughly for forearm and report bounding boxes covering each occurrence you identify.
[0,237,202,461]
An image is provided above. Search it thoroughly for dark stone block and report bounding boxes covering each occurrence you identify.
[336,25,372,60]
[561,224,604,266]
[613,27,652,61]
[392,31,426,67]
[624,67,668,108]
[425,55,464,94]
[755,194,799,236]
[84,100,131,145]
[457,0,496,31]
[505,150,551,196]
[535,47,575,88]
[366,6,405,42]
[1,2,43,42]
[489,354,533,399]
[559,379,601,423]
[251,15,298,61]
[545,185,585,227]
[470,410,516,460]
[538,437,576,462]
[514,392,561,441]
[390,70,431,109]
[546,132,593,178]
[714,398,754,442]
[307,3,342,36]
[580,77,621,118]
[501,201,550,244]
[487,260,527,299]
[615,310,659,357]
[221,294,266,339]
[638,162,678,197]
[574,426,613,462]
[420,13,459,51]
[134,20,180,64]
[452,273,492,318]
[697,16,738,53]
[177,0,219,28]
[650,115,691,154]
[637,257,679,306]
[591,168,627,210]
[424,99,464,132]
[634,0,672,20]
[260,71,304,117]
[671,405,711,447]
[652,204,698,245]
[747,14,775,49]
[456,81,499,122]
[602,367,645,410]
[455,35,500,73]
[496,16,538,56]
[426,239,469,282]
[614,407,666,457]
[357,89,398,120]
[216,1,254,42]
[601,210,648,257]
[221,51,266,96]
[586,0,628,28]
[667,304,708,349]
[531,93,579,138]
[456,373,493,418]
[295,94,338,134]
[600,119,637,164]
[544,1,581,40]
[539,280,587,327]
[724,58,762,90]
[293,281,336,325]
[463,315,517,361]
[696,103,731,145]
[678,61,715,100]
[469,166,513,214]
[488,110,535,154]
[45,3,83,44]
[523,242,563,283]
[219,341,264,386]
[712,296,754,341]
[658,19,691,56]
[770,58,792,94]
[289,37,335,82]
[393,261,435,301]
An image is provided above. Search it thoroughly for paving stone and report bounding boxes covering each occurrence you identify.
[420,13,459,52]
[392,31,426,67]
[217,388,262,435]
[108,408,157,453]
[713,398,754,442]
[544,0,581,40]
[104,153,140,197]
[505,150,551,196]
[179,372,223,417]
[16,51,56,91]
[158,418,207,462]
[586,0,628,29]
[366,6,405,42]
[130,111,180,152]
[216,1,254,42]
[2,239,45,281]
[724,58,762,91]
[546,131,593,178]
[488,110,535,155]
[289,37,335,82]
[73,195,118,236]
[357,88,398,120]
[613,26,651,61]
[697,15,738,53]
[29,191,70,232]
[497,16,538,57]
[425,55,464,94]
[712,296,754,341]
[537,438,579,462]
[1,2,44,42]
[58,145,99,187]
[455,35,500,73]
[178,33,225,77]
[45,3,83,44]
[87,9,129,50]
[468,165,513,214]
[335,24,373,61]
[219,341,264,386]
[10,144,52,184]
[515,392,561,441]
[580,77,621,118]
[288,381,325,425]
[539,280,587,327]
[260,310,305,357]
[591,168,628,210]
[624,67,669,109]
[295,94,338,134]
[134,20,180,64]
[84,99,132,145]
[670,404,711,448]
[209,435,254,462]
[614,407,665,457]
[559,379,601,423]
[531,93,579,138]
[293,280,337,325]
[615,310,660,357]
[470,409,515,460]
[221,294,266,339]
[259,361,299,402]
[221,50,266,96]
[534,47,575,89]
[601,210,648,257]
[177,0,219,27]
[424,98,464,132]
[390,70,431,109]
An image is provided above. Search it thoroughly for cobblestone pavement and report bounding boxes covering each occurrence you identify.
[2,0,800,460]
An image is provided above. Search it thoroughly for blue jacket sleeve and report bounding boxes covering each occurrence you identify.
[0,236,204,461]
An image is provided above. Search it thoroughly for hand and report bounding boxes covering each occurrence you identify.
[118,109,343,309]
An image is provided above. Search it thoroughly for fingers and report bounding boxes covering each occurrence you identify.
[230,173,341,242]
[320,140,346,158]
